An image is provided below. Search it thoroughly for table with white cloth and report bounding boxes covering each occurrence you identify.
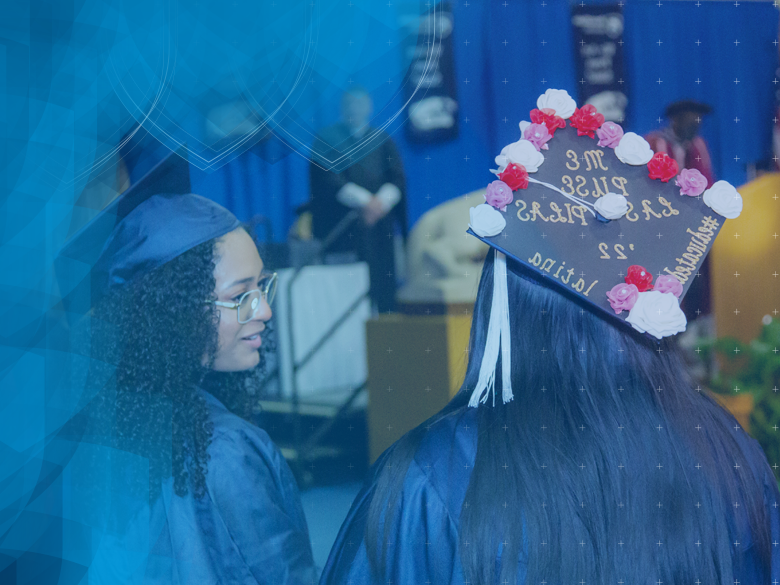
[270,262,371,412]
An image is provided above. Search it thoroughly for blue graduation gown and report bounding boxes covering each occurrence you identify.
[90,389,317,584]
[320,406,780,585]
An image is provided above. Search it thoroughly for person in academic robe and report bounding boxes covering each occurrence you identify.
[320,252,780,585]
[309,87,408,313]
[320,100,778,583]
[60,153,317,584]
[645,100,716,325]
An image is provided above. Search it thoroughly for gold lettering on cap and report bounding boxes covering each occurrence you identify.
[658,196,679,217]
[641,199,663,221]
[561,175,575,196]
[548,201,567,223]
[566,150,580,171]
[686,227,711,246]
[575,175,589,197]
[569,205,588,226]
[563,203,575,224]
[664,267,689,283]
[515,199,530,221]
[530,201,550,222]
[662,216,720,284]
[611,176,629,197]
[591,177,609,198]
[583,149,608,172]
[625,201,639,222]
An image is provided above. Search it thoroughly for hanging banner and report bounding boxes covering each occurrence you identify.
[401,1,459,144]
[571,4,628,123]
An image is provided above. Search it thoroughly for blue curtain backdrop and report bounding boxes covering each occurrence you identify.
[1,2,778,583]
[122,0,779,243]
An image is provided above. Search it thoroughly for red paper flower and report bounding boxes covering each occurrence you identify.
[530,107,566,137]
[568,105,605,139]
[647,152,679,183]
[498,163,529,191]
[625,265,654,292]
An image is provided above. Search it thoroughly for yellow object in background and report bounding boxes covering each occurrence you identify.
[293,211,313,241]
[711,172,780,343]
[366,311,471,464]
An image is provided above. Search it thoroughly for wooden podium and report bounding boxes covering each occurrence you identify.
[366,308,472,463]
[711,173,780,342]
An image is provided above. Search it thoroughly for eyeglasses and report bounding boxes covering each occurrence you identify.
[208,272,278,324]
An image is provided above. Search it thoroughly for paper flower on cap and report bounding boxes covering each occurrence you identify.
[485,180,514,211]
[523,123,552,151]
[675,168,708,197]
[614,132,654,165]
[469,203,506,237]
[498,163,529,191]
[530,108,567,137]
[519,120,531,135]
[569,105,605,139]
[536,89,577,119]
[702,180,743,219]
[594,192,628,220]
[596,122,624,149]
[626,290,687,339]
[625,265,653,292]
[647,152,679,183]
[606,283,639,314]
[495,139,544,173]
[654,274,683,298]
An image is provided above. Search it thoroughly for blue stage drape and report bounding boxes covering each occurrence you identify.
[121,0,778,243]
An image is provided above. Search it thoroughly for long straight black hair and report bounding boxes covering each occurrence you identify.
[366,251,771,584]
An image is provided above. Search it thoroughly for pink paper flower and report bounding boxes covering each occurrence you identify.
[485,180,514,212]
[606,283,639,314]
[523,123,552,151]
[654,275,683,298]
[596,121,624,149]
[675,168,708,197]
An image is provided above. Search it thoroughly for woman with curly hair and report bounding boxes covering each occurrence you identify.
[75,186,316,584]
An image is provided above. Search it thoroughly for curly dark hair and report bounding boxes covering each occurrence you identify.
[92,232,270,499]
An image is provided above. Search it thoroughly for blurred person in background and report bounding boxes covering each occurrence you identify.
[309,87,408,313]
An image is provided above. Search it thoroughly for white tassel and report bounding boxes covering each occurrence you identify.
[497,252,513,404]
[469,250,513,408]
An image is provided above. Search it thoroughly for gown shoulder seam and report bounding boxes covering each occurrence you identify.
[408,458,460,534]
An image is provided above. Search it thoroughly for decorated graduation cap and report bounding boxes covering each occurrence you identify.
[466,89,743,408]
[57,147,241,309]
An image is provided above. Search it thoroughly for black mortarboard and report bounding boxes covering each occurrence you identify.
[56,147,241,313]
[664,100,712,118]
[465,89,743,407]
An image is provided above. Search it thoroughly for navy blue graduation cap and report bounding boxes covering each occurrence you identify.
[465,89,743,407]
[56,147,241,313]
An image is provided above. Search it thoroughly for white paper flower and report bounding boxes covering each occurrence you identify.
[594,192,629,220]
[469,204,506,237]
[494,139,544,173]
[536,89,577,119]
[625,290,687,339]
[614,132,654,165]
[519,120,531,135]
[702,180,743,219]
